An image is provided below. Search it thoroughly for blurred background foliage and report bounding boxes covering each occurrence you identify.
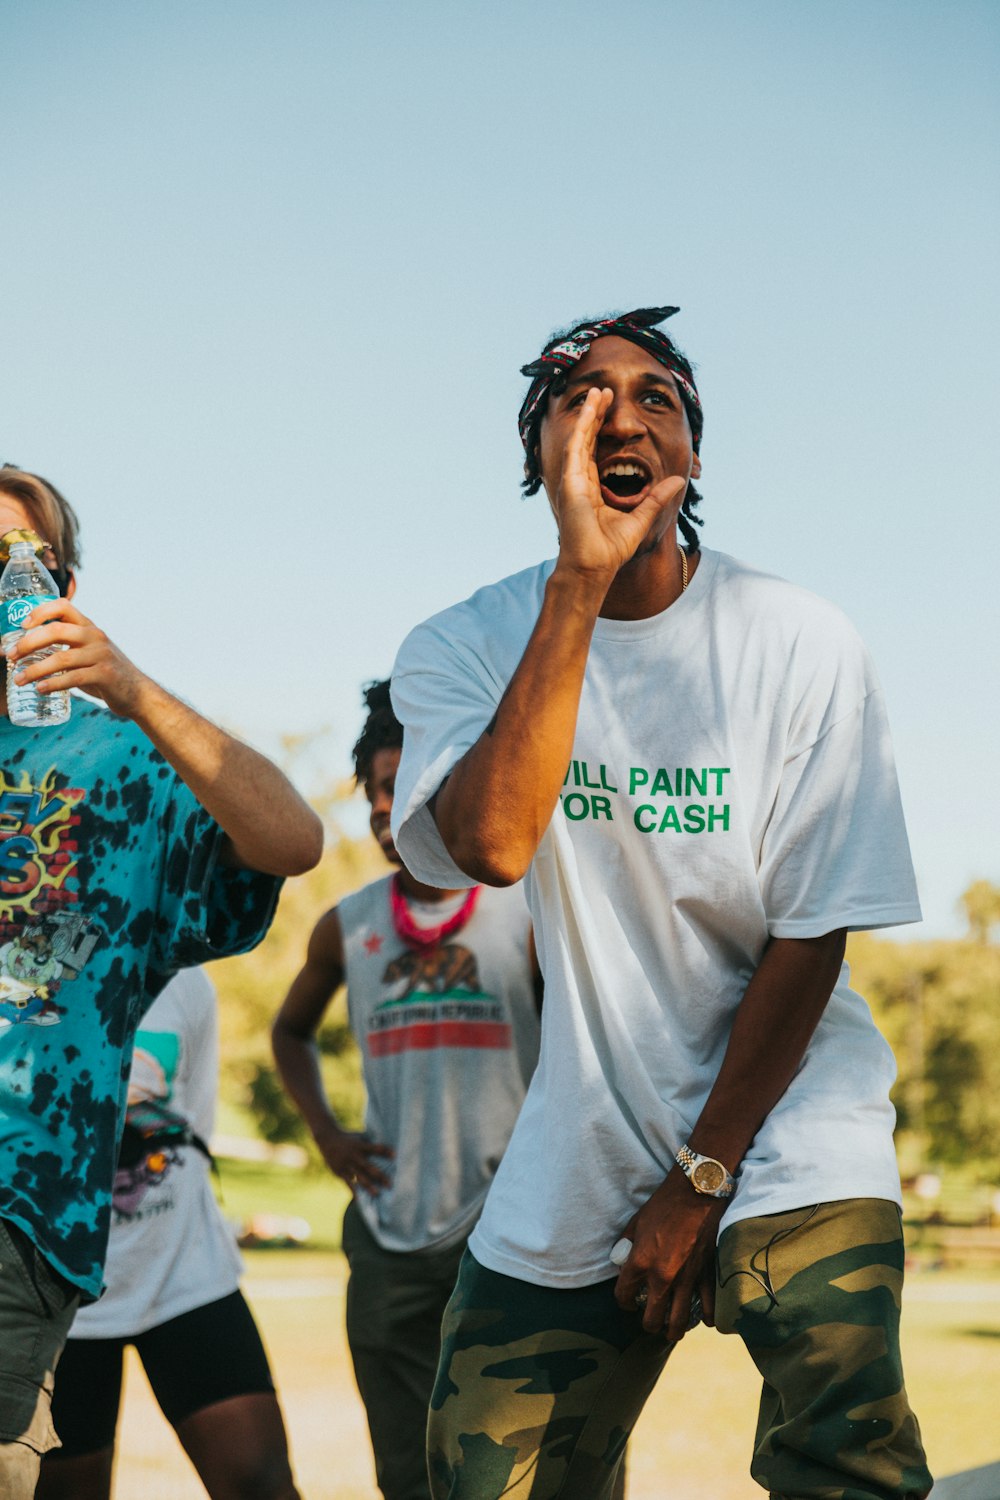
[213,761,388,1158]
[848,880,1000,1182]
[213,758,1000,1194]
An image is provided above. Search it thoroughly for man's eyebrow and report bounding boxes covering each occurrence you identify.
[562,368,678,392]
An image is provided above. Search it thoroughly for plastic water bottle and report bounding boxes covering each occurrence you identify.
[0,541,71,727]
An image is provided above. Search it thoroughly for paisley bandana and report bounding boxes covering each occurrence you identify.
[517,305,702,454]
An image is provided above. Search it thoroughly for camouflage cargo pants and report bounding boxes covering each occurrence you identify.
[427,1198,932,1500]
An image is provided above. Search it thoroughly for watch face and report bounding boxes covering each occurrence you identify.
[692,1160,726,1194]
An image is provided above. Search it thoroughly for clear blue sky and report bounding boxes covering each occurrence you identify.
[2,0,997,935]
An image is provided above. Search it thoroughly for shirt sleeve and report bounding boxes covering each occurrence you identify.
[390,622,503,890]
[150,782,283,974]
[758,684,922,937]
[178,968,220,1144]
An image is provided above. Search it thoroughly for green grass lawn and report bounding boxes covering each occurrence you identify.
[215,1155,351,1250]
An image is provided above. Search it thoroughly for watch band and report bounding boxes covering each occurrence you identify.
[675,1144,736,1199]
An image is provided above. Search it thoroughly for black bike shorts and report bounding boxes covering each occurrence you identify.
[48,1289,274,1459]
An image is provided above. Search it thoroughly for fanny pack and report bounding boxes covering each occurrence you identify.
[117,1097,214,1172]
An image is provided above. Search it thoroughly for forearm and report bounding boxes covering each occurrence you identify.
[435,566,607,883]
[272,1024,341,1140]
[130,676,322,876]
[687,930,847,1172]
[616,930,847,1333]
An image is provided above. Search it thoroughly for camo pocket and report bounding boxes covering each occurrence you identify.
[715,1200,932,1500]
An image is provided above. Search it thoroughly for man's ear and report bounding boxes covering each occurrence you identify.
[691,453,702,480]
[65,569,77,601]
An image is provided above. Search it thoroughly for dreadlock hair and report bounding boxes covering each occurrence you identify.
[519,316,705,553]
[351,679,403,787]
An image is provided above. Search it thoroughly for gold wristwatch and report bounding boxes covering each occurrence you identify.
[675,1144,736,1199]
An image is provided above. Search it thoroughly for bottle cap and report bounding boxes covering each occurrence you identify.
[0,528,50,565]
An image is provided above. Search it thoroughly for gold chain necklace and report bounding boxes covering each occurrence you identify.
[679,546,689,593]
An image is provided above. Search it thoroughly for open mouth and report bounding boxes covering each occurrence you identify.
[599,460,651,506]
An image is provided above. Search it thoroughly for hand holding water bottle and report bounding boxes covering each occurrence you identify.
[2,588,148,721]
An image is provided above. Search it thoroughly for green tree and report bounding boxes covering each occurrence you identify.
[961,880,1000,944]
[848,883,1000,1177]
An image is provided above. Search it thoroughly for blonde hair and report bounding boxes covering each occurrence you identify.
[0,467,81,570]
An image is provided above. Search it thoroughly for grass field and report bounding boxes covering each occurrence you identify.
[101,1160,1000,1498]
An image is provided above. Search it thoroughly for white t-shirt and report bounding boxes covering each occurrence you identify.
[339,876,539,1252]
[391,548,921,1290]
[69,968,242,1338]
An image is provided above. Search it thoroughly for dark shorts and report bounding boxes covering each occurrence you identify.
[47,1289,274,1460]
[0,1217,80,1496]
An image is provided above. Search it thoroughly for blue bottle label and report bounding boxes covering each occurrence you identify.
[0,594,47,640]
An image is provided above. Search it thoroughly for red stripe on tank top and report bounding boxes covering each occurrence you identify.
[367,1021,512,1056]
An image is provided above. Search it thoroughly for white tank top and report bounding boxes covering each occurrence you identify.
[339,876,539,1252]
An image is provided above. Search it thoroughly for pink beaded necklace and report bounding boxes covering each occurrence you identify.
[390,873,481,952]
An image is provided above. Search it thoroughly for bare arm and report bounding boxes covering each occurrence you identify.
[433,388,686,885]
[271,908,393,1194]
[9,600,323,876]
[613,929,847,1342]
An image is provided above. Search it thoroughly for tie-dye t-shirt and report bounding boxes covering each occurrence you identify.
[0,697,281,1297]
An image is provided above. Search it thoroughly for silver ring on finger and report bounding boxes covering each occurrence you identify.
[634,1286,649,1311]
